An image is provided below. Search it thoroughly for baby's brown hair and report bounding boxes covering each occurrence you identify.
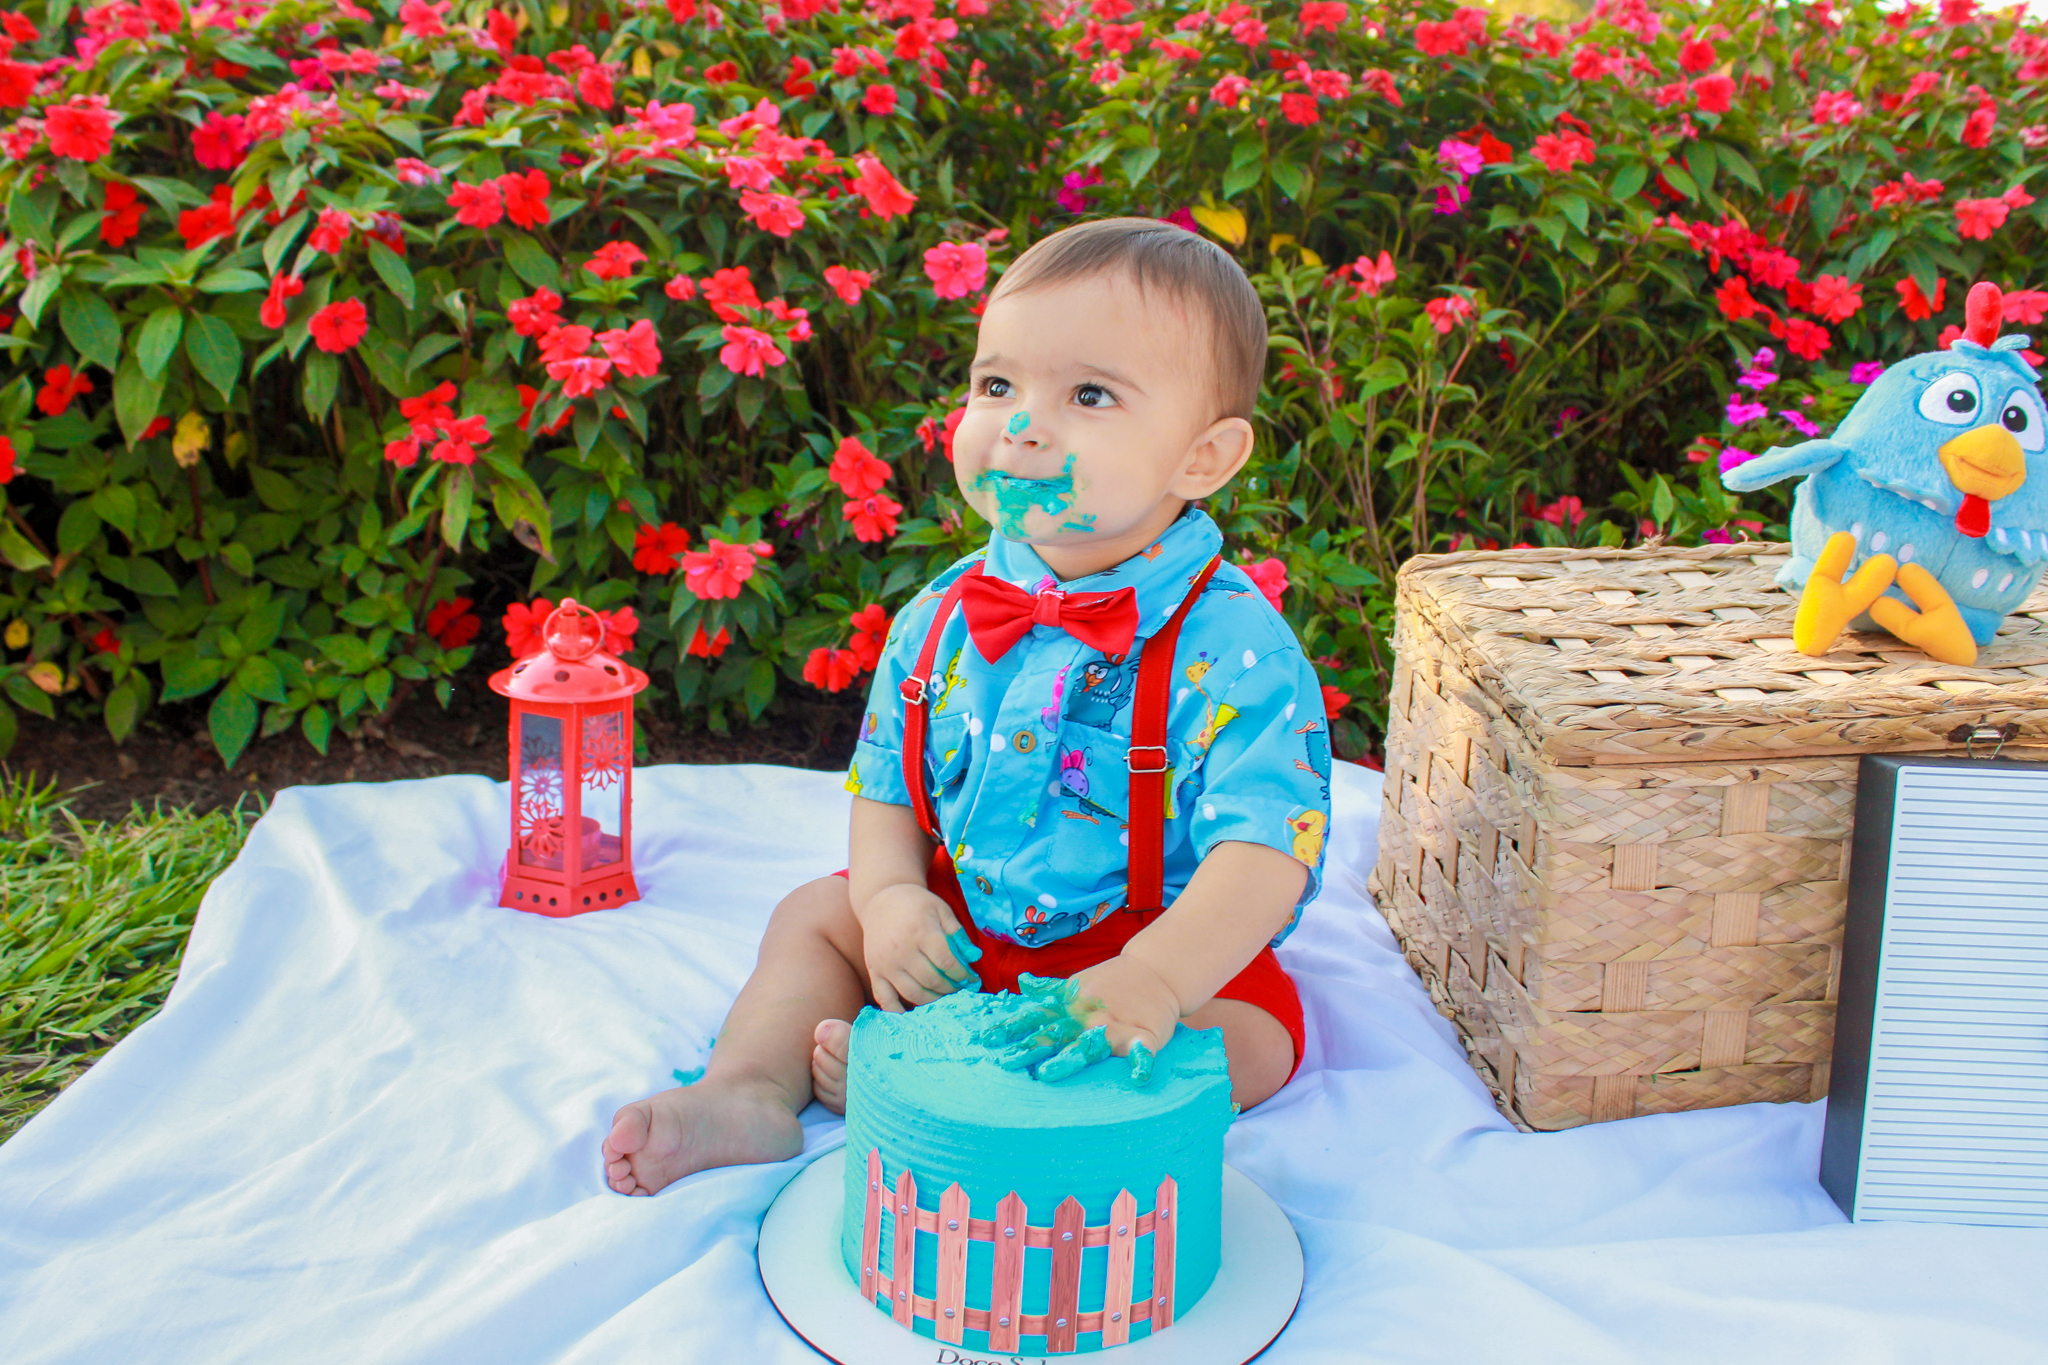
[988,217,1269,422]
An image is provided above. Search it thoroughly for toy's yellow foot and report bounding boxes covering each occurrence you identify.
[1794,531,1896,657]
[1868,563,1979,665]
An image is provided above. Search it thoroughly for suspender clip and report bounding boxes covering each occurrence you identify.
[1126,746,1170,774]
[898,676,928,705]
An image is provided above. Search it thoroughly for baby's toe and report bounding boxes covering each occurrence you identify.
[814,1018,852,1062]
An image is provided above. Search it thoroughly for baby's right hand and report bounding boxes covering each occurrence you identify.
[855,881,983,1011]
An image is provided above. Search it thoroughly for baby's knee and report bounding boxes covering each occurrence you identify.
[763,874,861,948]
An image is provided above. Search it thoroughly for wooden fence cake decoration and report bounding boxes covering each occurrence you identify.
[857,1149,1179,1353]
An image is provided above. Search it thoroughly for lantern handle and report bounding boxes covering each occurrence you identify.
[543,598,604,662]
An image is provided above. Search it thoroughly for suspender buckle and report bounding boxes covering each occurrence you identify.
[1126,746,1170,774]
[898,676,928,705]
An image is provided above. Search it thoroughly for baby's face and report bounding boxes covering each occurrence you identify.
[953,272,1244,566]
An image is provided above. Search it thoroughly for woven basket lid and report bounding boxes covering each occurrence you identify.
[1397,541,2048,766]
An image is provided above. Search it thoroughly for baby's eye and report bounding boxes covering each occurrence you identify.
[1075,383,1118,409]
[977,375,1011,399]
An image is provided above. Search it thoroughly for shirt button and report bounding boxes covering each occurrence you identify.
[1013,729,1037,753]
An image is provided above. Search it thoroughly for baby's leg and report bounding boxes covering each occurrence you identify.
[1183,997,1295,1110]
[603,873,868,1196]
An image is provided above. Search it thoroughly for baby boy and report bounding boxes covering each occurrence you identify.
[603,217,1332,1195]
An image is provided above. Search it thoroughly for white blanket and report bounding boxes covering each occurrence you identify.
[1,761,2043,1364]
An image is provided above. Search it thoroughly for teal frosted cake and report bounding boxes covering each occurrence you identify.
[839,989,1234,1355]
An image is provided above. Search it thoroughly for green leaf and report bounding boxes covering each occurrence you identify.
[112,354,165,448]
[1221,160,1261,198]
[1651,476,1677,527]
[129,175,210,216]
[441,466,473,548]
[363,667,393,712]
[123,555,178,595]
[302,351,340,420]
[367,239,416,312]
[183,312,243,400]
[59,291,122,371]
[57,500,101,554]
[1684,141,1718,193]
[249,467,302,511]
[263,211,308,277]
[1269,160,1308,204]
[234,654,287,704]
[18,267,63,331]
[1608,160,1649,202]
[302,704,332,754]
[743,655,775,719]
[383,117,423,155]
[501,231,561,292]
[4,672,53,718]
[406,333,460,377]
[103,677,144,743]
[208,682,259,768]
[316,634,376,673]
[159,652,226,702]
[1714,142,1762,191]
[0,522,48,571]
[195,268,269,294]
[1660,165,1699,201]
[1119,145,1161,186]
[8,180,56,249]
[1809,183,1846,235]
[137,307,184,381]
[90,483,137,536]
[1555,192,1590,237]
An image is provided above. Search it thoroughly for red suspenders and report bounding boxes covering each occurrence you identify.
[896,555,1221,913]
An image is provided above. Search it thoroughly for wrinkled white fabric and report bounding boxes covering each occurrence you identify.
[0,761,2042,1364]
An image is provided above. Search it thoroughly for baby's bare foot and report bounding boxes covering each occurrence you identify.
[602,1076,803,1196]
[811,1019,853,1115]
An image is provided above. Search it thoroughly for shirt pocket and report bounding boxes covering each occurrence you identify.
[1049,728,1128,861]
[923,711,973,796]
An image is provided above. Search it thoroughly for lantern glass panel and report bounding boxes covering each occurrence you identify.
[516,711,566,870]
[579,709,627,869]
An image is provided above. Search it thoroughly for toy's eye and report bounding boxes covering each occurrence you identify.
[2001,387,2047,454]
[1917,372,1984,425]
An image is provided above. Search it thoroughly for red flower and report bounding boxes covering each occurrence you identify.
[1778,317,1831,361]
[1715,275,1764,321]
[599,319,663,378]
[784,55,817,99]
[596,604,637,656]
[1531,129,1596,174]
[848,603,891,670]
[549,356,613,398]
[36,365,91,417]
[430,413,490,465]
[923,241,988,299]
[847,155,915,219]
[1808,274,1863,323]
[309,298,369,353]
[1320,683,1349,715]
[829,436,891,496]
[1299,1,1346,35]
[1678,36,1718,73]
[498,170,551,229]
[702,265,761,320]
[824,264,872,305]
[45,97,114,161]
[665,275,697,301]
[1242,556,1288,609]
[862,83,897,115]
[1747,250,1801,289]
[1359,68,1402,106]
[400,381,458,436]
[191,112,249,170]
[448,180,503,228]
[142,416,171,439]
[0,59,33,109]
[633,521,690,573]
[1569,46,1611,81]
[1413,19,1468,56]
[1692,73,1735,113]
[704,60,740,84]
[1962,106,1996,149]
[1897,275,1947,321]
[309,208,353,254]
[539,324,594,364]
[739,188,805,238]
[1425,295,1474,333]
[400,0,450,37]
[100,182,143,247]
[719,325,785,377]
[579,63,614,110]
[1210,72,1251,105]
[1955,197,2010,241]
[260,273,305,329]
[803,646,862,692]
[0,433,15,483]
[425,597,481,649]
[507,288,564,337]
[384,435,420,467]
[1537,496,1586,527]
[844,492,903,542]
[503,599,555,657]
[1279,91,1320,125]
[681,538,769,599]
[516,384,573,435]
[941,406,965,460]
[583,240,646,280]
[686,625,732,658]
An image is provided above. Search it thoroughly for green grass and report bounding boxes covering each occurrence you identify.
[0,774,254,1143]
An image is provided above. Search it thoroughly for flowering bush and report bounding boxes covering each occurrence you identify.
[0,0,2040,765]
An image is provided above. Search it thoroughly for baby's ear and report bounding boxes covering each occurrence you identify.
[1173,416,1256,500]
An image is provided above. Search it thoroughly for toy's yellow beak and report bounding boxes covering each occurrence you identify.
[1940,423,2027,500]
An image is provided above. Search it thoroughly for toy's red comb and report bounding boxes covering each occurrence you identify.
[1960,281,2004,347]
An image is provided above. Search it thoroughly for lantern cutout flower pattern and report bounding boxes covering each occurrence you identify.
[489,599,649,915]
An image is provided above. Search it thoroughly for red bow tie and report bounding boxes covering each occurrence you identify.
[959,571,1140,662]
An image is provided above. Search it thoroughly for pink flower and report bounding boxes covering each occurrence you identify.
[1057,166,1103,214]
[399,0,450,38]
[1437,138,1484,178]
[1812,89,1863,125]
[1850,361,1886,384]
[597,319,663,378]
[1955,197,2010,240]
[1425,295,1474,333]
[583,241,646,280]
[829,436,891,496]
[1532,130,1596,174]
[844,492,903,542]
[430,413,490,465]
[1348,250,1396,297]
[739,187,805,237]
[1692,73,1734,113]
[665,275,697,301]
[923,241,988,299]
[681,538,769,599]
[1242,556,1288,609]
[191,113,249,170]
[547,356,614,398]
[719,324,786,377]
[847,155,914,219]
[394,157,443,186]
[309,208,353,253]
[1210,73,1251,105]
[824,264,872,305]
[1725,395,1768,425]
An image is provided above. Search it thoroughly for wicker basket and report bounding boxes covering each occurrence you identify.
[1369,542,2048,1130]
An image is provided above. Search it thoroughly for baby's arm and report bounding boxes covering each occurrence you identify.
[847,796,983,1011]
[1077,840,1306,1051]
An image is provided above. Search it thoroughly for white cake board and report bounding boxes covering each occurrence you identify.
[758,1147,1303,1365]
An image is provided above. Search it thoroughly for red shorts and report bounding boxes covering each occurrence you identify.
[834,851,1305,1080]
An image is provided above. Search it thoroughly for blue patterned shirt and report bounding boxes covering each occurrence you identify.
[846,507,1331,950]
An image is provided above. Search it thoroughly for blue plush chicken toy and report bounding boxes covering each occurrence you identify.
[1722,282,2048,666]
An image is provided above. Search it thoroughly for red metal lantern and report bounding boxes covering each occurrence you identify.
[489,599,650,916]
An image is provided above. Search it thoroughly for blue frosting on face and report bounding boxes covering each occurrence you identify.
[838,990,1234,1354]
